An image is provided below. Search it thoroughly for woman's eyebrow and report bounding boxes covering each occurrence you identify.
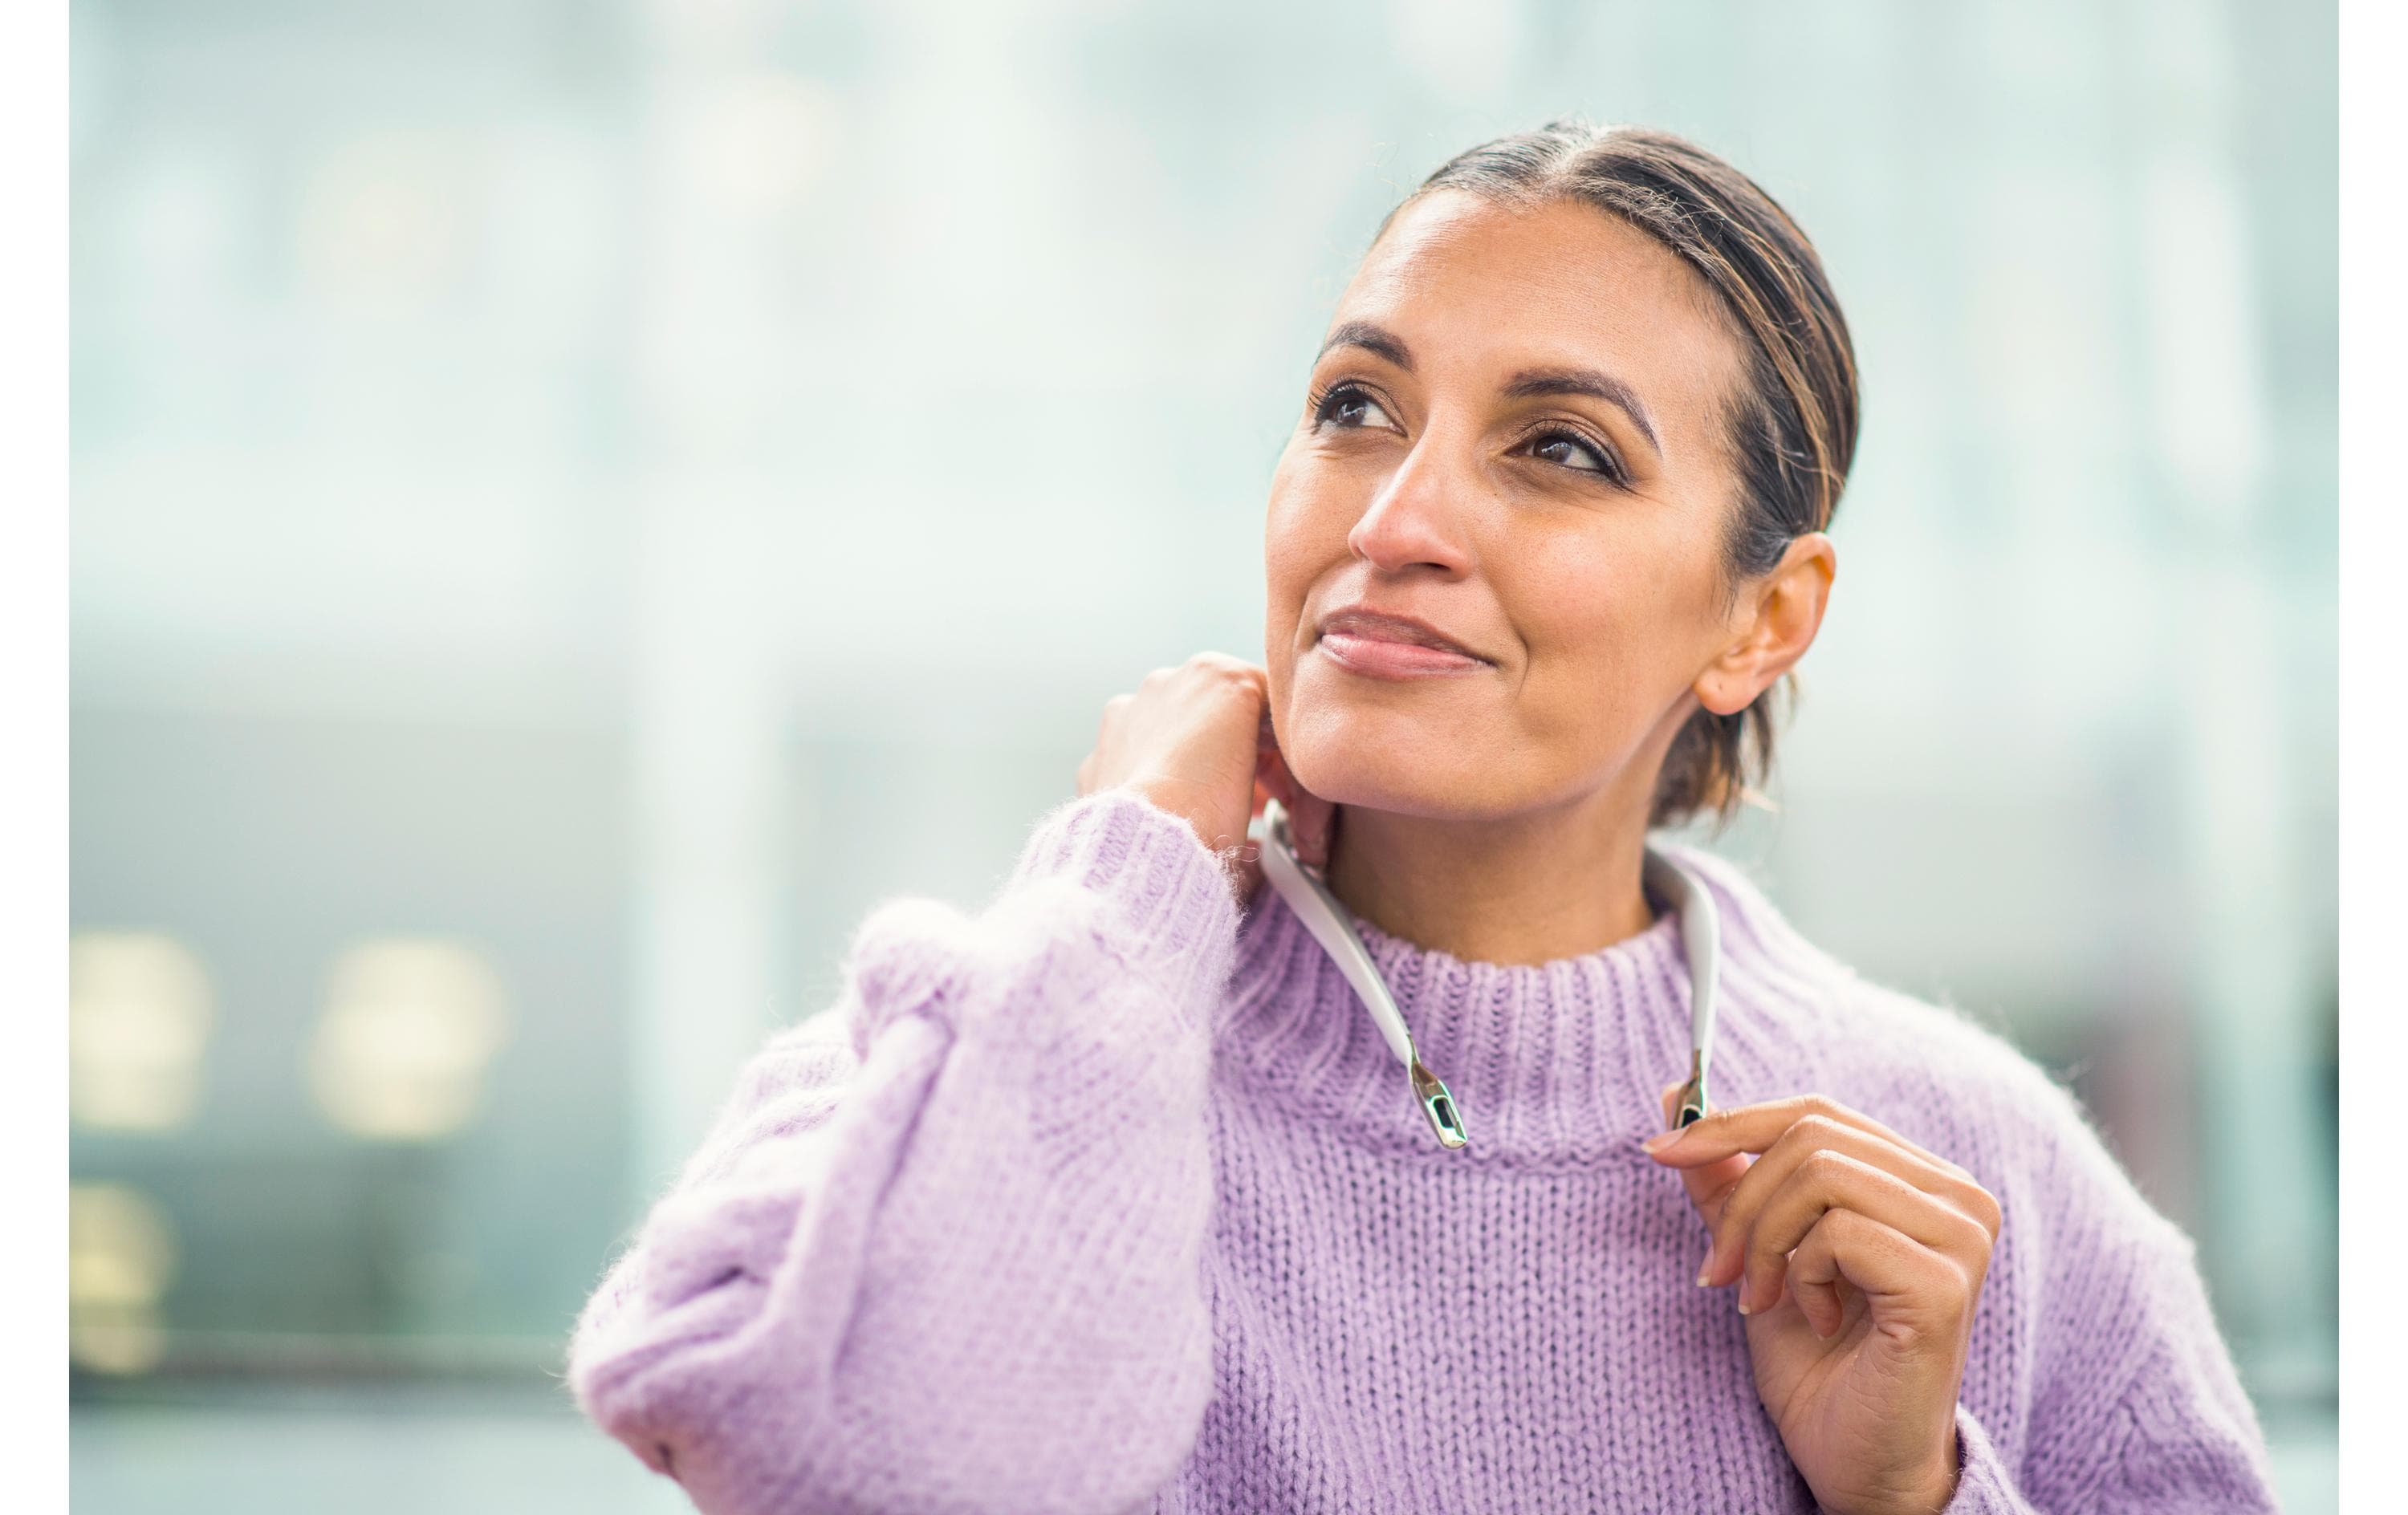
[1317,320,1415,372]
[1502,368,1662,458]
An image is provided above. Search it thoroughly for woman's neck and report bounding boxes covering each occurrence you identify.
[1322,782,1660,967]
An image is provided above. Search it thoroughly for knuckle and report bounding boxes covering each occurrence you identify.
[1758,1122,1807,1162]
[1797,1147,1849,1186]
[1946,1194,2003,1252]
[1824,1204,1876,1246]
[1935,1251,1976,1305]
[1210,660,1264,693]
[1946,1208,1994,1257]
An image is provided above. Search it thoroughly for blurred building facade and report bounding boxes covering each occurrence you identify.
[69,1,2337,1510]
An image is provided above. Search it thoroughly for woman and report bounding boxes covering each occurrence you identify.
[567,122,2281,1513]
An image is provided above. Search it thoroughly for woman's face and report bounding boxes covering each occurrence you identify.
[1264,189,1774,822]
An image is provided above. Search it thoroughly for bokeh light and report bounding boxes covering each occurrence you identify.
[68,1184,179,1377]
[69,932,214,1133]
[304,939,510,1142]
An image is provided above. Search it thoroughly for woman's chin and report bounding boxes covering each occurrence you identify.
[1282,717,1499,819]
[1283,663,1527,802]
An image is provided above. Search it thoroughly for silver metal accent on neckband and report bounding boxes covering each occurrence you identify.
[1249,798,1723,1150]
[1251,798,1467,1149]
[1641,847,1721,1128]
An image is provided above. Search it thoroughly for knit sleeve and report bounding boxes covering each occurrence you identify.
[565,788,1240,1515]
[1937,1078,2284,1513]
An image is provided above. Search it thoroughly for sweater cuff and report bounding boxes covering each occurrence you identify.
[1007,786,1243,1006]
[1941,1402,2032,1513]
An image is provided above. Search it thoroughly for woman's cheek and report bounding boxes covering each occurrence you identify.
[1262,476,1322,590]
[1263,490,1354,662]
[1517,639,1651,778]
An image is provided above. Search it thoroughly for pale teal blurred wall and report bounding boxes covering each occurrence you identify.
[68,1,2337,1510]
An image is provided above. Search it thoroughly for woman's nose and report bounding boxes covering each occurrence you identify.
[1346,437,1474,577]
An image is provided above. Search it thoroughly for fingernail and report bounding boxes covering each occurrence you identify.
[1694,1261,1712,1288]
[1735,1290,1752,1316]
[1640,1129,1682,1154]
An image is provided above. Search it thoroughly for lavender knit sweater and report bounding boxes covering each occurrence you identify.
[567,788,2282,1513]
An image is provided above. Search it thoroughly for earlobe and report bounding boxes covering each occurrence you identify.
[1690,618,1764,719]
[1693,660,1759,719]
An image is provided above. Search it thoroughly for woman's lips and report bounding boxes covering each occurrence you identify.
[1316,630,1491,679]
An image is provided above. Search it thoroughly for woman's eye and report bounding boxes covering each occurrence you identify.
[1529,430,1617,477]
[1315,385,1396,432]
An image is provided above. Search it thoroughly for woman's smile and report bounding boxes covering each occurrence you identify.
[1314,606,1495,680]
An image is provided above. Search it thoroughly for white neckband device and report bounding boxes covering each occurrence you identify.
[1248,798,1722,1150]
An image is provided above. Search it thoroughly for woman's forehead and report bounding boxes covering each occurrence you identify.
[1334,191,1739,404]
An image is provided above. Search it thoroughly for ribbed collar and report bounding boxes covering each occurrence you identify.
[1216,842,1854,1168]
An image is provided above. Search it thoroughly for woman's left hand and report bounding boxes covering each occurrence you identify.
[1643,1087,2003,1515]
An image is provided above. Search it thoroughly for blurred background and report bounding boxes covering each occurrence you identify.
[67,0,2337,1509]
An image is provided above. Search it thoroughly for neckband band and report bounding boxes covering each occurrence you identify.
[1248,798,1721,1149]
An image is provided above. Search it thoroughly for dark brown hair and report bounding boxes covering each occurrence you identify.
[1385,120,1861,832]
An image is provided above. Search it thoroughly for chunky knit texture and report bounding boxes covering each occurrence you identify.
[567,788,2281,1513]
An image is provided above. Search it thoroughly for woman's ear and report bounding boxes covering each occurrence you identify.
[1694,532,1837,717]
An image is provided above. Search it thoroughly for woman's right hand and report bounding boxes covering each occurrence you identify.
[1076,652,1336,900]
